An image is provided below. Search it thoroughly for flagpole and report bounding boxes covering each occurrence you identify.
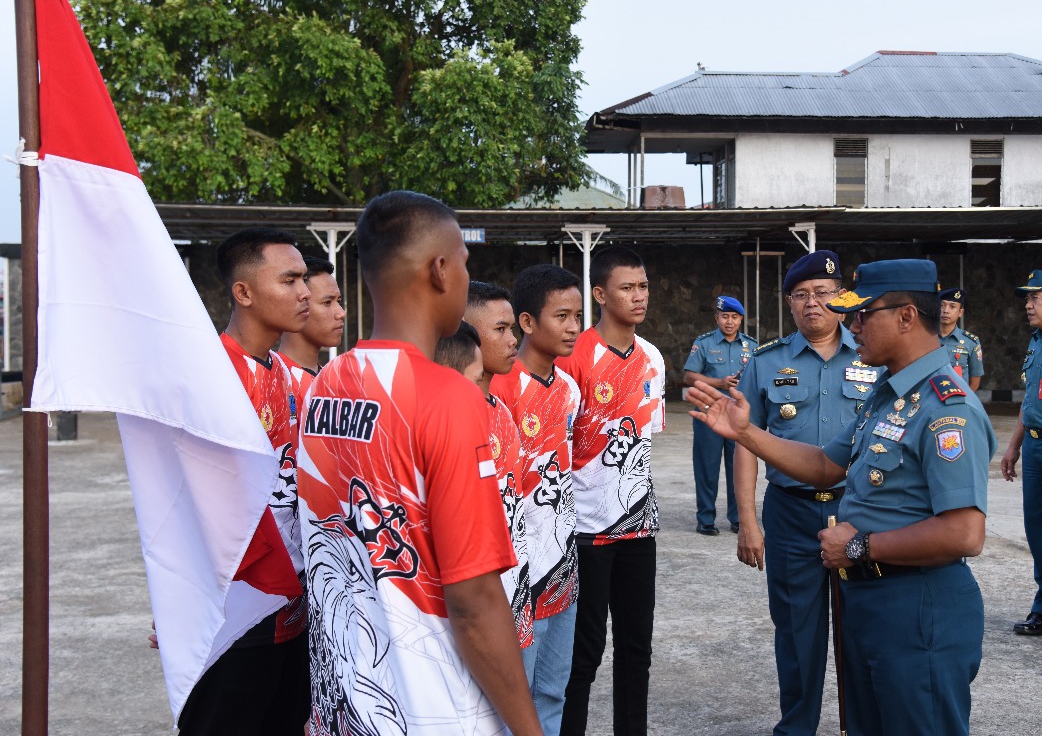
[15,0,49,732]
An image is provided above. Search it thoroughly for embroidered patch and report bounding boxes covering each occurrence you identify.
[935,429,965,462]
[846,367,878,383]
[595,381,614,404]
[928,416,967,432]
[644,380,651,398]
[522,413,541,437]
[872,422,905,441]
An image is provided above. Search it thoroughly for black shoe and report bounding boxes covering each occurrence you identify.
[730,522,740,534]
[696,524,720,536]
[1014,612,1042,635]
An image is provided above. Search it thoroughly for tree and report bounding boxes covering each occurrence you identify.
[76,0,589,208]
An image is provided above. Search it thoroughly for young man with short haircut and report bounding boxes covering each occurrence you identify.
[464,282,535,673]
[433,319,485,386]
[490,264,582,736]
[938,287,984,392]
[298,191,540,736]
[279,255,346,408]
[557,247,665,736]
[178,227,312,735]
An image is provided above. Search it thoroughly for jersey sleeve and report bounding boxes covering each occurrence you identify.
[683,339,705,373]
[918,403,991,515]
[651,347,667,434]
[421,373,517,585]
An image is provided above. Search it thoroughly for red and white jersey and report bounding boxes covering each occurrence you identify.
[278,352,317,425]
[221,333,306,645]
[490,361,580,619]
[486,394,534,648]
[298,340,515,735]
[558,330,665,544]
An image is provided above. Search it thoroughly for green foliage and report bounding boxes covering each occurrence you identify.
[76,0,588,207]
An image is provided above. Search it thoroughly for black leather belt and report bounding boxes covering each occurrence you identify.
[840,562,921,582]
[1027,427,1042,439]
[774,485,844,503]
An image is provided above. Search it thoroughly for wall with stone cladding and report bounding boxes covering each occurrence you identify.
[172,239,1042,396]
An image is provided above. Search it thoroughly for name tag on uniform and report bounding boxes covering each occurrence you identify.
[774,377,799,387]
[846,367,878,383]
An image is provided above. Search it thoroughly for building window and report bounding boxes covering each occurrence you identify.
[834,138,867,208]
[713,140,735,208]
[971,140,1003,207]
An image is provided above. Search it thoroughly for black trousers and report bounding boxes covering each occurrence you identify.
[177,633,310,736]
[561,536,656,736]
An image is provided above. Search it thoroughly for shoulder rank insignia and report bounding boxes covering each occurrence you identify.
[963,330,980,343]
[778,367,799,375]
[754,338,780,354]
[930,376,966,402]
[868,443,887,453]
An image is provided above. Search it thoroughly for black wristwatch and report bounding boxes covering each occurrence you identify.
[845,531,872,566]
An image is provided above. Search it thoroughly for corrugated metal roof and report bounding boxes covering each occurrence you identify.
[610,52,1042,119]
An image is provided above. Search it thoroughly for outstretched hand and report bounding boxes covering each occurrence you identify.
[684,380,751,441]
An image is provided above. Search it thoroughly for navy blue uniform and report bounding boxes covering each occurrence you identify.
[1020,328,1042,616]
[823,348,995,735]
[739,326,870,735]
[685,329,756,527]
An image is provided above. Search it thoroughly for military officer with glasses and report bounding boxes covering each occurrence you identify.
[938,287,984,392]
[686,259,995,736]
[1002,270,1042,636]
[733,250,870,736]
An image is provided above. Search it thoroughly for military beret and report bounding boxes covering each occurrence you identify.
[938,288,966,304]
[826,259,939,313]
[783,250,841,293]
[1014,270,1042,296]
[715,295,745,315]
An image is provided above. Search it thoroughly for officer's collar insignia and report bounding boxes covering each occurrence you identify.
[778,367,799,375]
[869,443,887,453]
[825,257,836,274]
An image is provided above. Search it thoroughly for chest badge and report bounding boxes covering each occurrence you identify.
[855,384,870,394]
[872,421,906,442]
[886,412,907,427]
[869,443,887,454]
[778,367,799,375]
[894,398,906,412]
[780,404,797,420]
[869,469,884,486]
[489,433,502,460]
[260,404,274,432]
[594,381,614,404]
[522,413,541,438]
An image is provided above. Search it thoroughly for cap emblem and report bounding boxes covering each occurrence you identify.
[825,257,836,275]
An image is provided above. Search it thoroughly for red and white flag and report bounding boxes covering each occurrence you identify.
[29,0,300,720]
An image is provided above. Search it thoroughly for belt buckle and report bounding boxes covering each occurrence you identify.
[815,492,834,502]
[1031,429,1039,439]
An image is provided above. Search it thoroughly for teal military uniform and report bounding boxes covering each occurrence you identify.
[685,328,756,528]
[1017,316,1042,624]
[939,326,984,383]
[739,324,872,734]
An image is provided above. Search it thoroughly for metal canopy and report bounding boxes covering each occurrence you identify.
[156,203,1042,246]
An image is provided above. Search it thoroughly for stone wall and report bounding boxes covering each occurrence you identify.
[151,239,1042,396]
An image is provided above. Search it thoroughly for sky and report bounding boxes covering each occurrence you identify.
[2,0,1042,243]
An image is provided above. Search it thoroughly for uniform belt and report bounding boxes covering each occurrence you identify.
[839,562,921,582]
[774,485,844,502]
[1027,427,1042,439]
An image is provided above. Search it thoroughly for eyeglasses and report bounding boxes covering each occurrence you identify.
[854,303,926,324]
[787,288,841,303]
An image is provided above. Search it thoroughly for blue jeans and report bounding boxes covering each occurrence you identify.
[1022,433,1042,613]
[532,603,577,736]
[692,418,737,526]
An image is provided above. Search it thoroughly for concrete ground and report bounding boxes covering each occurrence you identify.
[2,404,1041,734]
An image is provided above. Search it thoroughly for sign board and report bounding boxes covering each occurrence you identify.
[461,228,485,244]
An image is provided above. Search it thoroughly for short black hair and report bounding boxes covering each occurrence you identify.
[468,281,512,308]
[303,256,334,278]
[512,264,580,322]
[888,291,941,334]
[216,227,297,295]
[433,321,481,374]
[355,191,458,280]
[590,246,644,289]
